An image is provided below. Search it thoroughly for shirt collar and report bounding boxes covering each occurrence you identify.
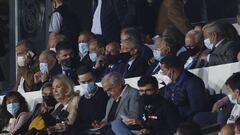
[127,57,136,68]
[215,39,224,48]
[173,70,186,86]
[115,85,127,102]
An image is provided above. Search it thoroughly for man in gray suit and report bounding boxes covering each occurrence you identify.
[201,21,240,66]
[92,72,143,129]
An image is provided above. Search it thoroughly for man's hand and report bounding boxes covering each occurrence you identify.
[122,118,142,125]
[212,102,220,112]
[34,72,42,84]
[139,129,151,135]
[94,55,105,69]
[91,120,109,128]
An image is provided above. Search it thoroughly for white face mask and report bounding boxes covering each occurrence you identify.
[17,56,26,67]
[78,43,89,55]
[89,53,97,62]
[228,94,238,104]
[39,63,49,73]
[158,70,172,85]
[49,48,56,52]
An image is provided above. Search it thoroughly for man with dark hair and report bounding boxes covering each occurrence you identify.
[71,65,109,133]
[160,55,207,121]
[55,41,80,84]
[225,72,240,124]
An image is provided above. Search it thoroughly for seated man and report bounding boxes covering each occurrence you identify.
[201,21,240,66]
[111,75,180,135]
[56,41,80,84]
[77,31,93,61]
[184,30,209,69]
[13,40,39,92]
[225,72,240,124]
[32,50,60,90]
[92,72,143,132]
[120,27,148,78]
[147,35,186,75]
[96,42,125,82]
[71,66,109,133]
[160,55,207,121]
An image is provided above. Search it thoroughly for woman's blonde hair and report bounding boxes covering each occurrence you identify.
[53,74,76,98]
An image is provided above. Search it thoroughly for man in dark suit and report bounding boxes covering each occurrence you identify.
[55,41,80,84]
[160,55,208,121]
[71,66,109,133]
[120,27,148,78]
[184,30,209,69]
[91,0,137,43]
[92,72,143,130]
[146,36,188,75]
[33,50,62,91]
[201,21,240,66]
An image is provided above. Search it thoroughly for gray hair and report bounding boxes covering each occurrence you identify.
[186,30,203,43]
[102,72,125,86]
[203,21,224,37]
[121,27,141,49]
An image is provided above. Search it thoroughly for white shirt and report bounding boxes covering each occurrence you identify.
[227,104,240,124]
[91,0,102,35]
[184,57,194,69]
[127,57,136,70]
[233,23,240,35]
[49,12,63,33]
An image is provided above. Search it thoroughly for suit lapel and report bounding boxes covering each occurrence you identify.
[115,85,130,116]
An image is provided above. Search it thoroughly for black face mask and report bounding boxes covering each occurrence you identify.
[141,94,156,105]
[186,46,201,56]
[105,54,120,65]
[118,52,131,62]
[61,57,73,68]
[43,96,57,107]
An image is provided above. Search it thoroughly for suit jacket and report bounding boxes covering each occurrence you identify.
[94,0,137,42]
[156,0,192,35]
[185,47,209,69]
[209,40,240,66]
[123,55,148,78]
[102,85,143,122]
[146,60,160,75]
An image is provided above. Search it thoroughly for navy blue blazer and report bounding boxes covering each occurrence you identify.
[123,55,148,78]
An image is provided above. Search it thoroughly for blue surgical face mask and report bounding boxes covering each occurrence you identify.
[78,43,88,55]
[153,50,162,61]
[7,103,20,117]
[204,38,214,50]
[228,94,238,104]
[89,53,97,62]
[81,82,96,94]
[39,63,48,74]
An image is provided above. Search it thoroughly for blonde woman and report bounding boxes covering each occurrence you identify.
[48,74,80,134]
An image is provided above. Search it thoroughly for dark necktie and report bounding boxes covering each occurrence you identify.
[92,0,98,15]
[107,97,121,122]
